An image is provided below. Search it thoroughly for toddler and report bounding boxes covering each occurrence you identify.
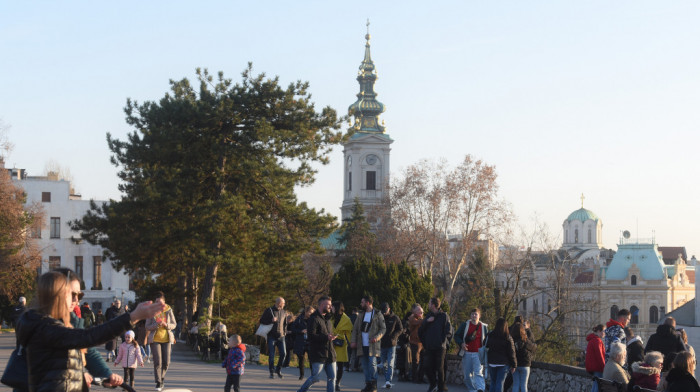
[114,330,144,387]
[222,334,246,392]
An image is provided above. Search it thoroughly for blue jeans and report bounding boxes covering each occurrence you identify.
[267,336,286,373]
[487,365,510,392]
[512,366,530,392]
[462,351,485,392]
[361,346,378,382]
[297,361,336,392]
[380,346,396,383]
[591,371,603,392]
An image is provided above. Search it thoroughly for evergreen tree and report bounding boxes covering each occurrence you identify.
[72,66,344,329]
[338,198,377,260]
[330,258,432,318]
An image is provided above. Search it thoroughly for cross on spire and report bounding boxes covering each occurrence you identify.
[581,193,585,208]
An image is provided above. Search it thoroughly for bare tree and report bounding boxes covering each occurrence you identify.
[0,119,13,163]
[375,155,512,308]
[43,159,77,194]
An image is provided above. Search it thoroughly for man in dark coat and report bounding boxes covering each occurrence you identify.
[418,297,453,392]
[105,300,125,361]
[259,297,289,378]
[379,302,404,389]
[296,296,337,392]
[11,296,26,327]
[645,317,686,371]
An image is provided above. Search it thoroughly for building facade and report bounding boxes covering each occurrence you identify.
[6,165,135,311]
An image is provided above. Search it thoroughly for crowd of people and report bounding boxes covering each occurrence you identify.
[585,307,699,392]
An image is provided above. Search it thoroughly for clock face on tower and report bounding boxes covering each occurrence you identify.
[347,156,352,166]
[366,154,378,165]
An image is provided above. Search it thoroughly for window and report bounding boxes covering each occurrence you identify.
[50,217,60,238]
[30,221,41,238]
[565,229,568,242]
[610,305,619,320]
[93,256,102,289]
[48,256,61,270]
[588,229,592,243]
[534,299,539,313]
[348,172,352,191]
[75,256,83,280]
[522,299,527,311]
[649,306,659,324]
[630,305,639,325]
[366,171,376,190]
[660,306,666,319]
[42,192,51,202]
[575,229,579,243]
[631,275,637,285]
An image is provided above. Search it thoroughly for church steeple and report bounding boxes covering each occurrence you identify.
[348,20,386,134]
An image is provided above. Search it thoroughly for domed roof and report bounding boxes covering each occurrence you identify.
[566,208,599,222]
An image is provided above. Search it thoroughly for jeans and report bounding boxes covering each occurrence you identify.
[380,346,397,383]
[590,371,603,392]
[461,351,485,392]
[361,346,378,382]
[512,366,530,392]
[424,347,446,391]
[150,342,171,386]
[224,374,241,392]
[487,365,510,392]
[297,361,336,392]
[267,336,286,373]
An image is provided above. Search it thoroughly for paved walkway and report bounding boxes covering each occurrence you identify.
[0,332,438,392]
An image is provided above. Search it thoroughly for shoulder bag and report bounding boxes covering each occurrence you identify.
[1,342,29,390]
[255,307,274,338]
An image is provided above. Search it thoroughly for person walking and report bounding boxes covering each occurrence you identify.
[454,308,487,392]
[418,297,453,392]
[291,306,315,379]
[485,318,516,392]
[407,304,425,384]
[379,302,404,389]
[297,296,338,392]
[511,321,536,392]
[585,324,606,392]
[332,301,353,391]
[11,296,26,327]
[146,291,176,391]
[259,297,289,379]
[351,295,386,392]
[604,308,630,362]
[222,334,247,392]
[105,300,125,361]
[114,330,145,387]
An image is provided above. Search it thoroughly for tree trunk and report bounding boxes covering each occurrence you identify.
[186,267,198,329]
[175,273,186,337]
[198,259,219,331]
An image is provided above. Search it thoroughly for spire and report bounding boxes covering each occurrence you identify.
[348,20,386,134]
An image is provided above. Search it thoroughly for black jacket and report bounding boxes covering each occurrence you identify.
[104,305,124,321]
[486,332,517,368]
[513,336,536,367]
[418,310,452,350]
[666,367,700,392]
[259,307,288,339]
[645,324,685,370]
[16,309,133,392]
[290,315,311,355]
[306,310,336,363]
[381,313,404,348]
[626,337,644,368]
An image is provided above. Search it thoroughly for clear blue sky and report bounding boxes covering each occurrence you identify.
[2,1,699,256]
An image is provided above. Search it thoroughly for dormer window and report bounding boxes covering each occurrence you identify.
[631,275,637,286]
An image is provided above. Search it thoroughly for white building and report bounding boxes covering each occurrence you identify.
[6,165,134,312]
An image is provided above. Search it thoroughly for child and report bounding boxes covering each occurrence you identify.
[114,330,145,387]
[222,334,246,392]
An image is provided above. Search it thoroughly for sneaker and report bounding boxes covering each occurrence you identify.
[385,381,392,389]
[336,384,341,391]
[269,373,274,379]
[276,370,283,379]
[155,388,162,392]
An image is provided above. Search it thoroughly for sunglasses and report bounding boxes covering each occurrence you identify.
[72,291,84,301]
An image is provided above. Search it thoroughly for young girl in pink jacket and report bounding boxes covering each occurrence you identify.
[114,330,145,387]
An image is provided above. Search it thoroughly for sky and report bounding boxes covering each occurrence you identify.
[2,1,699,257]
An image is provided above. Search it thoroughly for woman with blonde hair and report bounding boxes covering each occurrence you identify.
[666,351,700,392]
[15,271,165,392]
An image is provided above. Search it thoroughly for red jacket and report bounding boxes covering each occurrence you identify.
[585,333,605,373]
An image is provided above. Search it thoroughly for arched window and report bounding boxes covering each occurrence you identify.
[565,229,568,242]
[588,228,592,243]
[630,305,639,325]
[649,306,659,324]
[610,305,619,320]
[631,275,637,286]
[575,229,579,244]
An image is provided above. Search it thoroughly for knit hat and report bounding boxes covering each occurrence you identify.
[125,330,135,339]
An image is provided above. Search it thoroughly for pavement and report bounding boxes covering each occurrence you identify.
[0,332,439,392]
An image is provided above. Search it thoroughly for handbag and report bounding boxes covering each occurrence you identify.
[1,344,29,390]
[255,307,274,338]
[333,338,345,347]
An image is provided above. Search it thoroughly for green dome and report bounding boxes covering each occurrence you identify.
[567,208,599,222]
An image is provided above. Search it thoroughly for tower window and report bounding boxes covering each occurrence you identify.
[631,275,637,286]
[348,172,352,191]
[366,171,376,190]
[588,229,592,243]
[575,229,579,244]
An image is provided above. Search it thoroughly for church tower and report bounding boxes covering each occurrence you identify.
[341,23,394,220]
